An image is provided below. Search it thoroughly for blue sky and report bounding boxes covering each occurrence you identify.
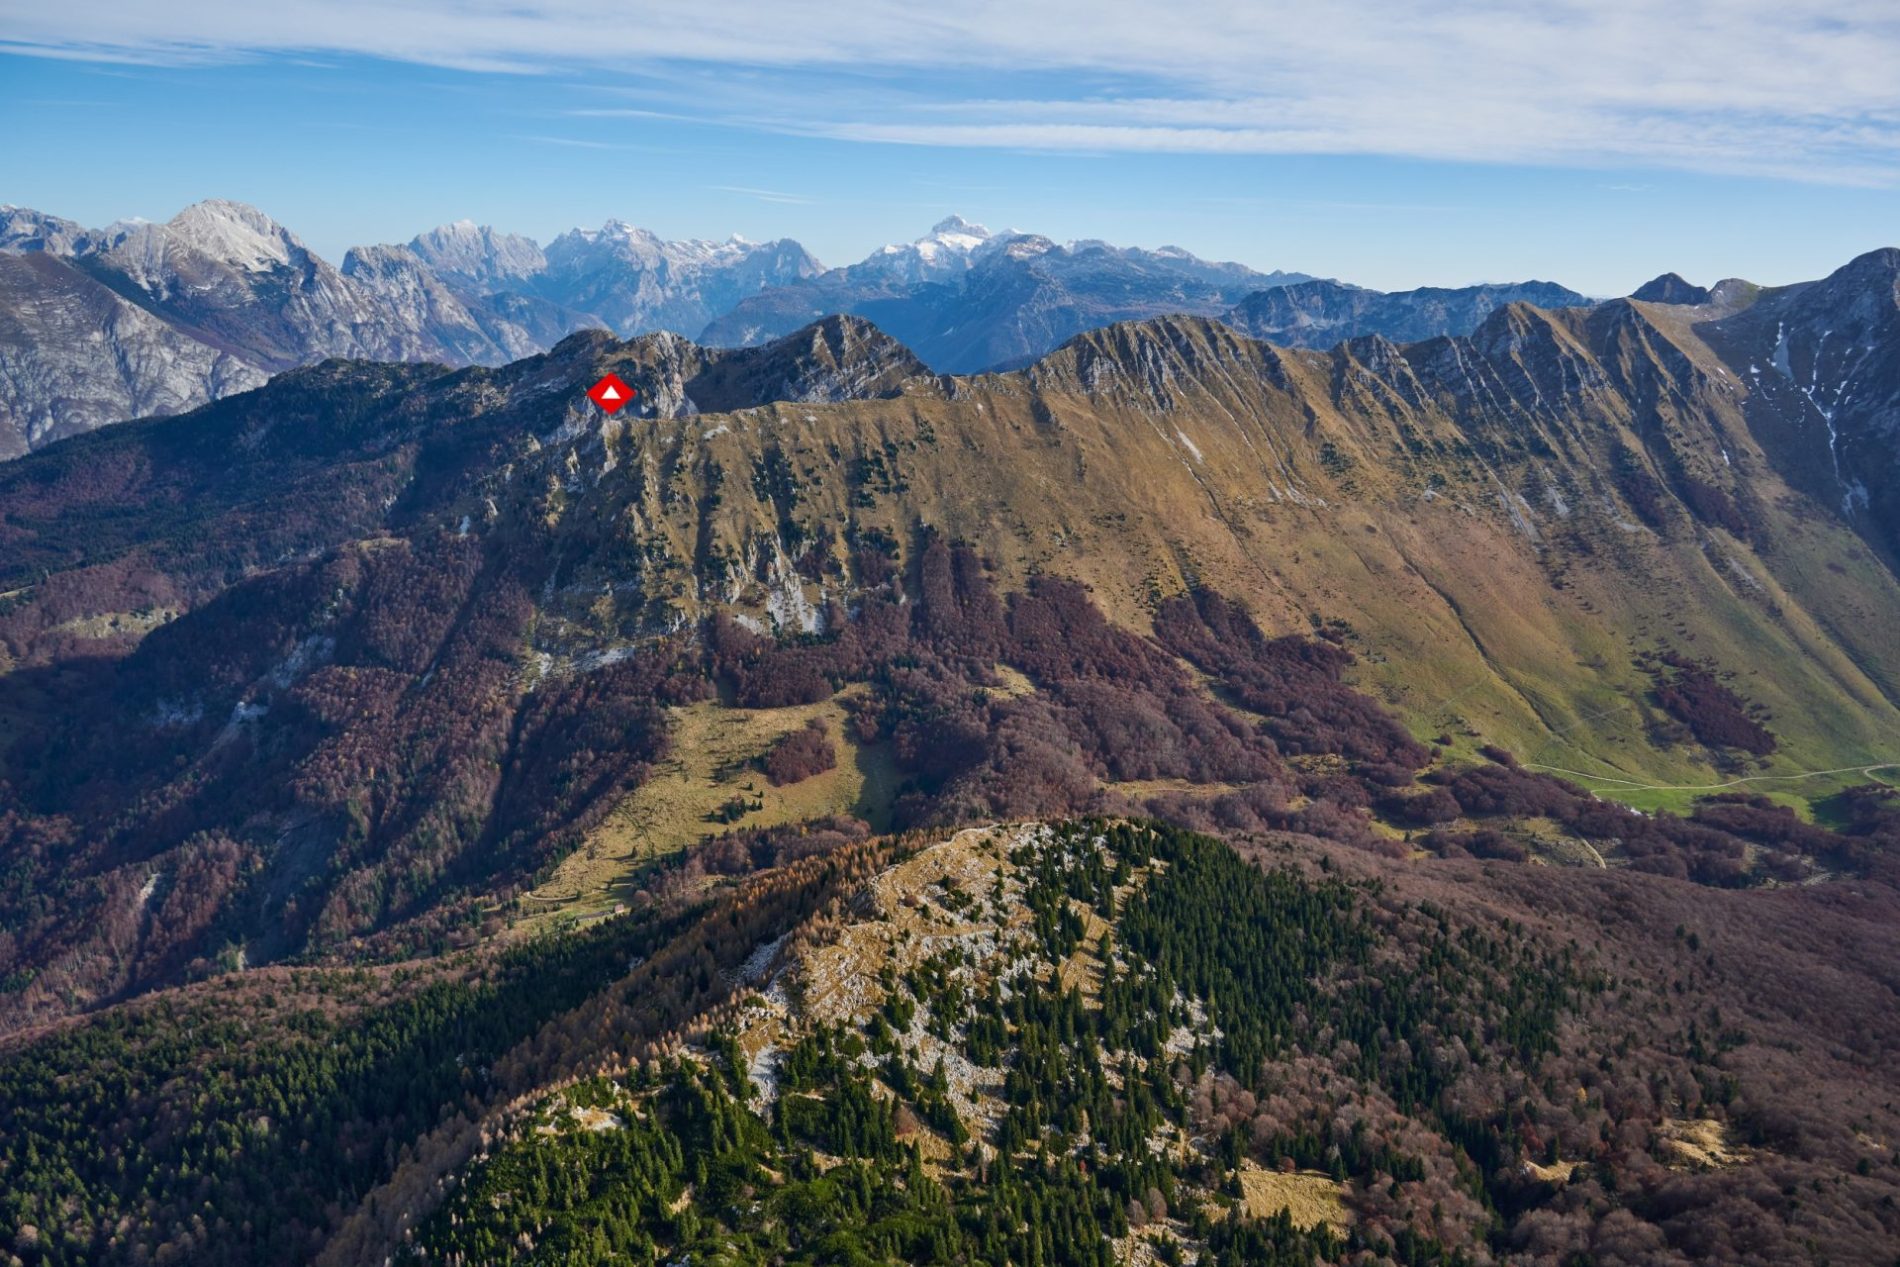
[3,1,1898,295]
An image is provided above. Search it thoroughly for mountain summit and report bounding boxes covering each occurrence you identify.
[406,218,548,290]
[860,214,994,283]
[1632,271,1714,304]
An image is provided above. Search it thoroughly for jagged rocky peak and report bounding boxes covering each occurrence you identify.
[534,220,825,337]
[514,317,928,423]
[144,199,303,272]
[1031,313,1270,402]
[1705,277,1760,309]
[781,312,923,369]
[1334,330,1409,375]
[1576,298,1710,383]
[579,329,717,420]
[1822,246,1900,303]
[1470,298,1568,348]
[921,214,993,256]
[1631,272,1713,305]
[1451,301,1619,404]
[667,316,930,416]
[929,213,990,239]
[735,314,931,400]
[1723,247,1899,351]
[548,220,818,270]
[546,325,625,360]
[340,240,488,312]
[555,218,662,254]
[407,219,547,289]
[0,206,93,255]
[994,232,1058,261]
[0,199,312,279]
[860,215,996,283]
[79,200,333,312]
[1692,245,1900,557]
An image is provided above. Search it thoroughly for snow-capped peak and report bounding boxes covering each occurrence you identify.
[859,216,995,282]
[998,233,1056,261]
[928,214,991,243]
[416,219,485,246]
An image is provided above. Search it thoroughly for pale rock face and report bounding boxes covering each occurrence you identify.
[407,220,548,292]
[0,200,453,450]
[147,199,299,273]
[341,243,568,365]
[537,221,825,335]
[575,315,927,424]
[0,206,95,255]
[78,201,438,368]
[341,243,507,363]
[0,202,609,452]
[0,253,266,456]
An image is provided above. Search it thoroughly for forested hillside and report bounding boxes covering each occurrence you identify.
[8,820,1900,1265]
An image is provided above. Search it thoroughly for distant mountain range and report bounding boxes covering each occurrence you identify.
[698,215,1316,371]
[0,201,822,455]
[0,200,1656,456]
[1220,277,1593,347]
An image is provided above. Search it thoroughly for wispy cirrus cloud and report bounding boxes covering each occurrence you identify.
[509,133,619,149]
[710,185,815,205]
[506,132,678,153]
[6,0,1900,184]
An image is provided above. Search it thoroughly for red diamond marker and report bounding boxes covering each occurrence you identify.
[587,373,635,414]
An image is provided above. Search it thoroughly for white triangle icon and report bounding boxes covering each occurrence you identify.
[602,386,620,400]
